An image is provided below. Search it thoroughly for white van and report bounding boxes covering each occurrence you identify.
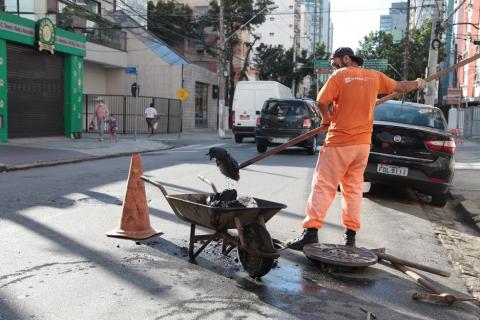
[231,81,294,143]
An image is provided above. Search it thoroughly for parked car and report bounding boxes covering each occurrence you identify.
[364,101,455,207]
[255,98,324,155]
[232,81,294,143]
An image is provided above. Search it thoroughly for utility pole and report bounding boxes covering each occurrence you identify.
[218,0,226,138]
[425,0,444,105]
[402,0,411,80]
[291,0,299,96]
[312,0,318,94]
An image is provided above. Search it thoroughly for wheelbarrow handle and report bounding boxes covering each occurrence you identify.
[141,175,169,197]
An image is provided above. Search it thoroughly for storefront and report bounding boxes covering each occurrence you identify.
[0,12,85,142]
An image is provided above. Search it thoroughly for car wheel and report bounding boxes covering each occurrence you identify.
[306,135,317,155]
[431,194,448,207]
[256,140,267,153]
[234,134,243,144]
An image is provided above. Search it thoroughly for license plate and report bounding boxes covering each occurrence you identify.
[239,115,250,120]
[271,137,289,143]
[377,164,408,176]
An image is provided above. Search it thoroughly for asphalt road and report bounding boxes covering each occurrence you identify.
[0,138,478,320]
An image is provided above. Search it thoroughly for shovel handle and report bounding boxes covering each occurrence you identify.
[238,124,329,169]
[375,52,480,106]
[393,263,440,294]
[377,252,451,278]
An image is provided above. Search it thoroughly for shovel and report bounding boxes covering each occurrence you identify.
[209,53,480,181]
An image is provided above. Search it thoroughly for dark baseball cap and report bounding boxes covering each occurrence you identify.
[332,47,364,66]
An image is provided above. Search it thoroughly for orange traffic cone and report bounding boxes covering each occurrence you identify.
[106,153,161,240]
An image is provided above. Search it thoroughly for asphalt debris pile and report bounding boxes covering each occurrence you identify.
[206,189,257,208]
[206,147,240,181]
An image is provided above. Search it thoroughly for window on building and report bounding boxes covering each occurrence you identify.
[289,24,293,28]
[269,32,274,36]
[289,5,293,9]
[59,0,101,15]
[269,17,275,21]
[5,0,35,19]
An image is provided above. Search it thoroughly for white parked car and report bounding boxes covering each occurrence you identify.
[231,81,294,143]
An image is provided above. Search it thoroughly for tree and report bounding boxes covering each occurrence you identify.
[253,44,308,90]
[356,20,443,101]
[254,42,327,97]
[205,0,275,107]
[147,1,199,48]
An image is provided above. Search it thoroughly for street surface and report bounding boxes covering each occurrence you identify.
[1,138,478,319]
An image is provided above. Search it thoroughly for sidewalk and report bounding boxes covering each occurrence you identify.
[0,130,232,172]
[449,138,480,229]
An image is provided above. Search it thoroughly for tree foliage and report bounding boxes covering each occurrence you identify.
[147,1,200,47]
[357,20,442,81]
[205,0,275,106]
[254,42,327,97]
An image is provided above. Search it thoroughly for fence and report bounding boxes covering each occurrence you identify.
[448,106,480,138]
[83,94,182,134]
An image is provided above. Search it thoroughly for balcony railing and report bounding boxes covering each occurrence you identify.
[57,5,127,51]
[85,25,126,51]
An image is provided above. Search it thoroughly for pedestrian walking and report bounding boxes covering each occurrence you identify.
[94,98,109,142]
[285,47,427,250]
[145,102,158,137]
[107,113,119,142]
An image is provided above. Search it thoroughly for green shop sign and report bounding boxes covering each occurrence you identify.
[36,18,56,54]
[0,12,85,56]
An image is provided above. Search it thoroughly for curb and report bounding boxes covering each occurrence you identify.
[451,190,480,230]
[0,145,175,173]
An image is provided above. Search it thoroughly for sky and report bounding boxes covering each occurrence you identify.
[331,0,391,51]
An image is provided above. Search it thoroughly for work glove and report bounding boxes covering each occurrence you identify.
[415,78,427,90]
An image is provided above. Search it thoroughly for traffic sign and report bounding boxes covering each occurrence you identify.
[176,88,189,101]
[314,68,332,74]
[445,87,462,104]
[314,60,331,68]
[125,67,137,74]
[363,59,388,71]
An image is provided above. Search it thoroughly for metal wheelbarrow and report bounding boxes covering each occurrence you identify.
[141,176,287,278]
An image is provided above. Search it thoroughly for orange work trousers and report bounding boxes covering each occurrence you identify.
[303,144,370,232]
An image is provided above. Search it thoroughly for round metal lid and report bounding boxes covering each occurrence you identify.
[303,243,378,267]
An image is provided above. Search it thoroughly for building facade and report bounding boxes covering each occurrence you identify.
[454,0,480,103]
[379,1,408,43]
[2,0,220,140]
[0,11,85,142]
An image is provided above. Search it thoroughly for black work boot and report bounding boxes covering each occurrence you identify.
[344,229,356,247]
[286,228,319,251]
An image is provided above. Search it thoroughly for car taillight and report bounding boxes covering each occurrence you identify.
[425,140,456,154]
[256,116,261,127]
[303,119,312,129]
[231,111,235,128]
[429,177,448,183]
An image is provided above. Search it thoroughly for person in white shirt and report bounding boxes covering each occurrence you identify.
[145,103,158,137]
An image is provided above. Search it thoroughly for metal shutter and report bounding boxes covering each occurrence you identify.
[7,42,64,138]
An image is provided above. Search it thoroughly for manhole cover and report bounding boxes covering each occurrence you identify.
[303,243,378,267]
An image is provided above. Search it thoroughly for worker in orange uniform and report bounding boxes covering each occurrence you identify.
[286,47,426,250]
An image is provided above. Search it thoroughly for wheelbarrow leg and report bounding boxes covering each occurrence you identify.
[189,224,196,259]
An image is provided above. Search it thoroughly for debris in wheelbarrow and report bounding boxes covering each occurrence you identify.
[207,189,258,208]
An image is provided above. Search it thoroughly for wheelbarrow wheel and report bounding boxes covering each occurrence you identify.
[238,223,275,278]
